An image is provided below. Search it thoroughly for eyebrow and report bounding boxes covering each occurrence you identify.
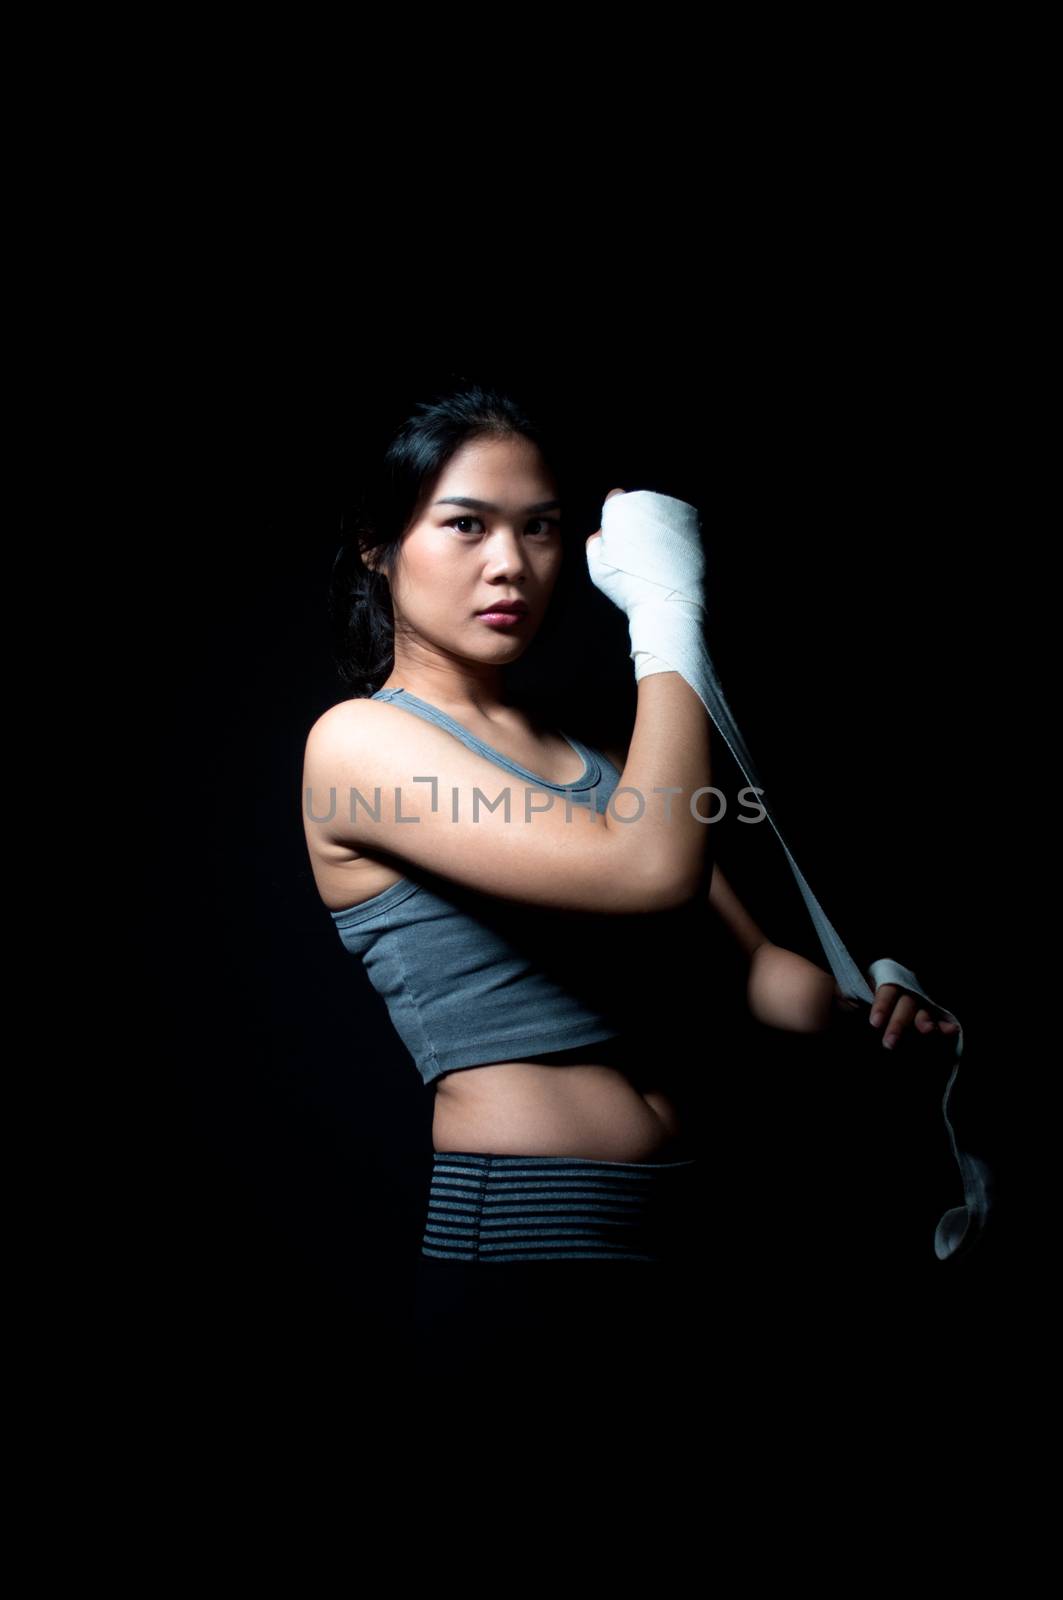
[433,497,561,515]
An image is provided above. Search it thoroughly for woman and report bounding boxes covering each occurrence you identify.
[301,384,958,1397]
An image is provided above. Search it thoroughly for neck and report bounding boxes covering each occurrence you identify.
[380,652,509,716]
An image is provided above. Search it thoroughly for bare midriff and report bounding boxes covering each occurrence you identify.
[431,1037,690,1164]
[314,833,692,1166]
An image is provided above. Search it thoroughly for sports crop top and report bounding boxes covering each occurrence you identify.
[328,686,671,1085]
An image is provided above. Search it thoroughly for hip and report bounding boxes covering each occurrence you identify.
[431,1052,690,1163]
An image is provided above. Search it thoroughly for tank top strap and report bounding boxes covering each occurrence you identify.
[369,686,601,792]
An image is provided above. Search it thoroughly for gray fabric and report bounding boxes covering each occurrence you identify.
[420,1151,699,1262]
[330,688,631,1083]
[329,683,993,1264]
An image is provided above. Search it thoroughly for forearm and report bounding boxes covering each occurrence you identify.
[746,941,838,1034]
[611,672,713,899]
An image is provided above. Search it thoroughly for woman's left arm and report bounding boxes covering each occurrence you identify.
[704,863,834,1032]
[706,862,961,1049]
[599,738,957,1050]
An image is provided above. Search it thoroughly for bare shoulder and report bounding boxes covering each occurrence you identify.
[305,694,380,754]
[299,692,678,916]
[304,693,420,765]
[304,695,458,823]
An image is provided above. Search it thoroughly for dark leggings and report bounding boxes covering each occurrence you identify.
[410,1150,703,1391]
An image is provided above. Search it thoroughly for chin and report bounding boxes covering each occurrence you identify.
[467,624,538,652]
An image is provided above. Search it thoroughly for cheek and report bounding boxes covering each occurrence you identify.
[404,546,463,597]
[403,560,470,622]
[540,549,564,585]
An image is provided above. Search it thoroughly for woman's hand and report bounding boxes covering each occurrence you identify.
[834,980,961,1050]
[584,487,627,558]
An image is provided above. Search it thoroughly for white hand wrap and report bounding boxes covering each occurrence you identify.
[587,488,993,1264]
[588,490,713,693]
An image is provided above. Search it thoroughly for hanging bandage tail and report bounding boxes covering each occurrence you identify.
[598,491,995,1263]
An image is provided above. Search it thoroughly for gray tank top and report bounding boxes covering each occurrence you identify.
[328,686,633,1084]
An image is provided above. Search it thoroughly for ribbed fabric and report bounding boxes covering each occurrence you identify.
[421,1150,699,1263]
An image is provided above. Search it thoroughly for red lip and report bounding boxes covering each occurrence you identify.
[476,601,528,615]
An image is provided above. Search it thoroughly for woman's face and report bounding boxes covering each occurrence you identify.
[387,433,563,664]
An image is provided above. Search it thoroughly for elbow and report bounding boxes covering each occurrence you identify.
[631,851,710,914]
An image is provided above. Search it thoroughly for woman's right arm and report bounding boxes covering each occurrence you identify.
[302,673,713,917]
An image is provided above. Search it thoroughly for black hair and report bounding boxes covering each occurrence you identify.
[330,381,566,698]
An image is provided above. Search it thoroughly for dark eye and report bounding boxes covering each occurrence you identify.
[445,515,560,537]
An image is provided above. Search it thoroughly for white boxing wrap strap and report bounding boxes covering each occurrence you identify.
[591,490,714,690]
[591,490,994,1263]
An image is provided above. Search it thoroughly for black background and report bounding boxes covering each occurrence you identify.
[151,338,1025,1442]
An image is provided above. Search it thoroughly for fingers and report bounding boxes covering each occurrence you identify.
[870,982,961,1051]
[586,487,627,547]
[914,1008,958,1034]
[868,983,899,1029]
[880,991,919,1048]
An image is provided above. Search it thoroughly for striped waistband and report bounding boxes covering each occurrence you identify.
[421,1150,699,1264]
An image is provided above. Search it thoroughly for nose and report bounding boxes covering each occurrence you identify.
[484,527,528,583]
